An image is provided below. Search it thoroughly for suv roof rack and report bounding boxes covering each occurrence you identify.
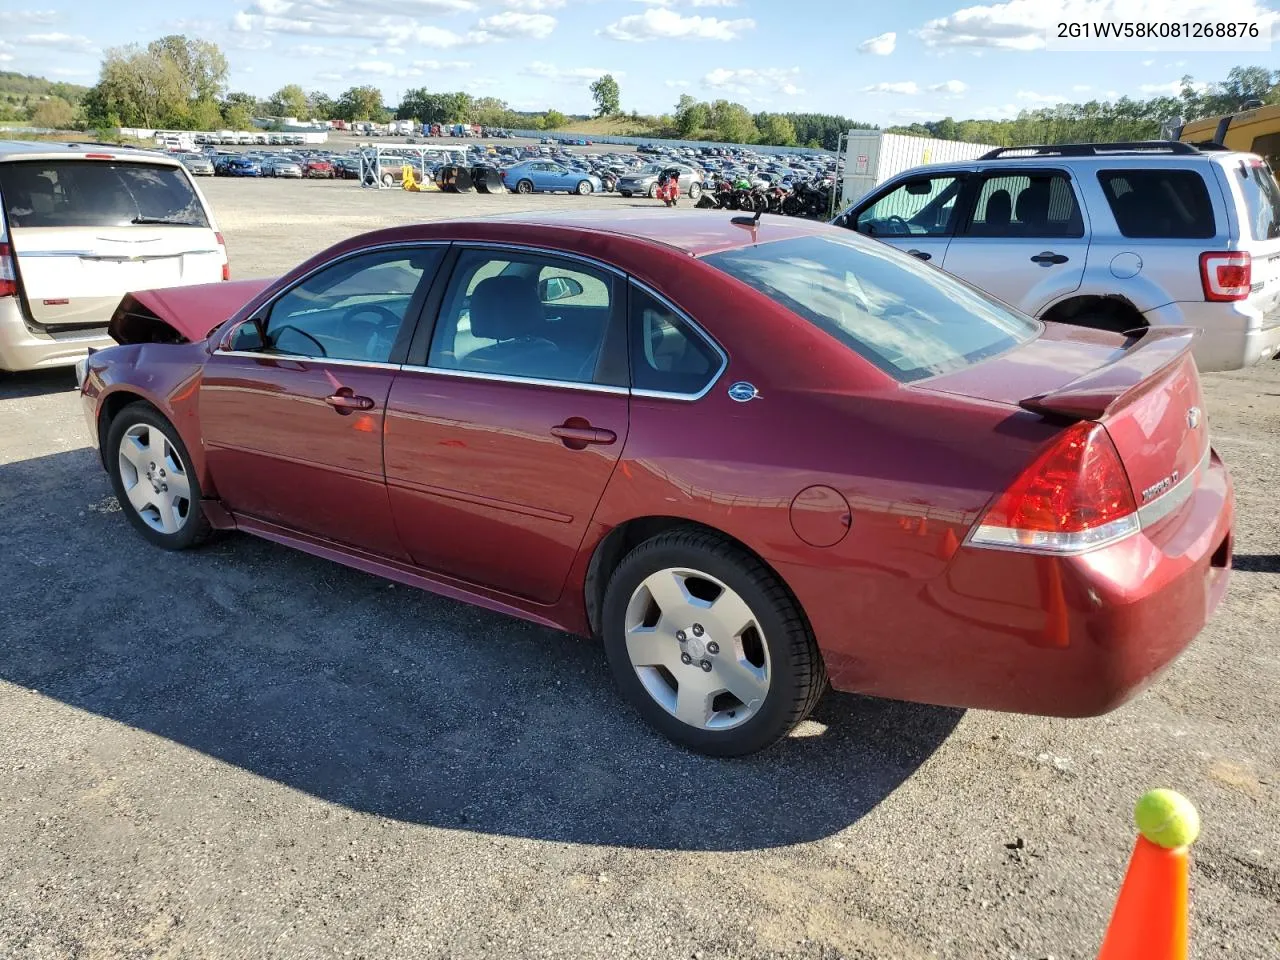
[978,140,1200,160]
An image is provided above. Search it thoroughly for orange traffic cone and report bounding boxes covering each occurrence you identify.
[1097,789,1200,960]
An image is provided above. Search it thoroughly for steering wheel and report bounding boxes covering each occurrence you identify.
[884,215,912,235]
[338,304,402,358]
[271,324,328,357]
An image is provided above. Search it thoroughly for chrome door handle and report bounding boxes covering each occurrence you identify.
[325,389,375,414]
[907,249,932,261]
[551,423,617,449]
[1030,251,1069,264]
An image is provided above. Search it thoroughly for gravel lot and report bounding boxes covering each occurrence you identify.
[1,177,1277,960]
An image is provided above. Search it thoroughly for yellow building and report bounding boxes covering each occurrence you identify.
[1177,102,1280,168]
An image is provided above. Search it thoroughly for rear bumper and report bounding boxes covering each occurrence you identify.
[0,299,115,373]
[798,455,1234,717]
[1144,300,1280,372]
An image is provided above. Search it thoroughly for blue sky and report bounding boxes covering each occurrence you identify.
[1,0,1277,121]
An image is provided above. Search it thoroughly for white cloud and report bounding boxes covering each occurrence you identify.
[473,11,557,39]
[928,79,967,95]
[1016,89,1067,103]
[290,44,329,56]
[315,71,344,82]
[690,0,740,5]
[503,0,564,8]
[863,80,919,95]
[11,10,59,24]
[49,67,92,76]
[1072,83,1092,92]
[413,59,472,70]
[1141,58,1155,66]
[0,54,12,64]
[20,32,97,53]
[664,79,691,88]
[704,66,803,97]
[918,0,1280,52]
[1138,79,1211,95]
[523,61,625,82]
[857,31,896,55]
[601,8,755,41]
[354,60,398,75]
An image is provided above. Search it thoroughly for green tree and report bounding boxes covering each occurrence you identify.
[147,35,228,103]
[674,94,708,136]
[543,108,567,129]
[396,89,472,124]
[85,44,188,128]
[309,91,336,120]
[268,84,308,119]
[221,93,255,130]
[709,100,757,144]
[589,74,620,117]
[189,98,222,130]
[336,85,387,122]
[472,96,509,128]
[756,113,796,146]
[30,96,76,128]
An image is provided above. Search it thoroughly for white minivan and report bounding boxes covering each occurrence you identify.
[0,141,228,372]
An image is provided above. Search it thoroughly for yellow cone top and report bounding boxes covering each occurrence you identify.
[1134,789,1200,849]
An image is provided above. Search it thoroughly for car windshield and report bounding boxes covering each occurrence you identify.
[0,160,209,229]
[702,234,1039,382]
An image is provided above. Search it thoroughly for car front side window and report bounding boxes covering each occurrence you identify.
[854,176,963,238]
[231,248,440,362]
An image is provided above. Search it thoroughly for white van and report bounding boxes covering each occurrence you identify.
[0,141,228,372]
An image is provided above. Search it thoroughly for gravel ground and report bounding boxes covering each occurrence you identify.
[0,177,1277,960]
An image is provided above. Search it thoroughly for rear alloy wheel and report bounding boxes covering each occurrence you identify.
[577,179,593,196]
[381,172,395,187]
[602,529,826,756]
[688,182,702,201]
[517,179,534,194]
[647,182,660,199]
[106,404,212,551]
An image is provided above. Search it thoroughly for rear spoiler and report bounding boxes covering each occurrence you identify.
[1019,328,1199,421]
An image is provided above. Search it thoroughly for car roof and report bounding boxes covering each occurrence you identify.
[457,210,831,257]
[0,139,182,165]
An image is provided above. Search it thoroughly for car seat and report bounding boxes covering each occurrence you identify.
[462,275,560,376]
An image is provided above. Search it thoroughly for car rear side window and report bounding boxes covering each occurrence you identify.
[703,234,1038,383]
[963,173,1084,238]
[1236,158,1280,241]
[0,160,209,229]
[1096,169,1215,239]
[629,286,722,396]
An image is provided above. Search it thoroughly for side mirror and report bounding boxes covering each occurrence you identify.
[228,317,267,351]
[831,214,850,228]
[539,276,585,303]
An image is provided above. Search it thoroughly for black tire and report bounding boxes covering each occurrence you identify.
[601,528,827,756]
[647,182,659,199]
[517,179,534,194]
[576,180,593,195]
[381,173,395,187]
[105,403,213,551]
[688,182,702,201]
[620,190,632,198]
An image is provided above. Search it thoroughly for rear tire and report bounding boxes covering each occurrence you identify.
[105,404,212,551]
[620,190,632,198]
[517,179,534,194]
[601,529,826,756]
[381,173,395,187]
[688,182,702,201]
[576,180,593,195]
[647,183,659,199]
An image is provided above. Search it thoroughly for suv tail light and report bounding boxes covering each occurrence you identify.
[1199,251,1251,302]
[216,231,230,281]
[970,422,1139,554]
[0,243,16,298]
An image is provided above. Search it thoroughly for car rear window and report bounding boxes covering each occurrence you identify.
[1237,157,1280,241]
[702,234,1039,382]
[1096,169,1215,239]
[0,160,209,229]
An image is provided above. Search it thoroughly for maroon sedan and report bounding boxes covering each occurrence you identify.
[78,211,1233,756]
[302,158,334,179]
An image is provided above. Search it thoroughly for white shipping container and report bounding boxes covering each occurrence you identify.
[839,131,996,207]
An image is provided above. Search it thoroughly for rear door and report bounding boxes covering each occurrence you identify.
[1224,155,1280,320]
[0,158,224,328]
[845,171,968,266]
[939,169,1089,314]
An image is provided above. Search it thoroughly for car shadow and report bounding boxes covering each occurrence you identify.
[0,368,76,400]
[1233,553,1280,573]
[0,449,962,852]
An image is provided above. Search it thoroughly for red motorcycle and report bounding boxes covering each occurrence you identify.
[655,167,681,207]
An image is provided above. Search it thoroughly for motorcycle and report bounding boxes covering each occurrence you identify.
[655,167,682,206]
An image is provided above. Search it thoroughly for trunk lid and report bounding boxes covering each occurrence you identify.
[921,323,1210,536]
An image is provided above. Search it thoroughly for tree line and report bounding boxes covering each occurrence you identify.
[8,34,1277,153]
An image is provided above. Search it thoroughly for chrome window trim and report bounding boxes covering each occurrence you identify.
[450,240,627,278]
[626,281,728,402]
[215,350,403,371]
[398,364,630,395]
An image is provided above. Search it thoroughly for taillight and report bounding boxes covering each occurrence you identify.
[970,422,1139,554]
[1199,251,1251,302]
[216,231,230,281]
[0,242,15,297]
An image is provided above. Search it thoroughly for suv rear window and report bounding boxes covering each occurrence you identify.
[1097,169,1215,239]
[703,234,1038,383]
[0,160,209,229]
[1237,158,1280,241]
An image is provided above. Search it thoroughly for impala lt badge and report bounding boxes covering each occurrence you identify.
[1142,471,1179,502]
[1187,406,1202,429]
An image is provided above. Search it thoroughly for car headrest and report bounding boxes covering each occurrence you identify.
[1016,180,1051,227]
[984,189,1012,227]
[469,275,544,341]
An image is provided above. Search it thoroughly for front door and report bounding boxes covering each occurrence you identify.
[384,246,629,603]
[939,169,1090,315]
[200,245,443,557]
[848,171,967,266]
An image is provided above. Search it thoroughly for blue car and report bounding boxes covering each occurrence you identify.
[216,156,262,177]
[501,160,603,196]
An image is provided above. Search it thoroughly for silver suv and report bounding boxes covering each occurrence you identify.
[0,141,226,373]
[834,141,1280,372]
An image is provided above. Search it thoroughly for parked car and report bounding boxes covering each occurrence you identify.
[0,140,227,373]
[833,141,1280,372]
[77,211,1231,756]
[215,156,262,177]
[334,157,361,180]
[262,156,303,178]
[618,163,705,201]
[177,153,215,177]
[501,160,603,195]
[301,158,334,179]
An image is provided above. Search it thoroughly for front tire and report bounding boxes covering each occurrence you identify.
[688,182,702,201]
[577,180,593,195]
[620,190,632,198]
[106,404,212,551]
[601,529,826,756]
[647,182,659,199]
[517,179,534,194]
